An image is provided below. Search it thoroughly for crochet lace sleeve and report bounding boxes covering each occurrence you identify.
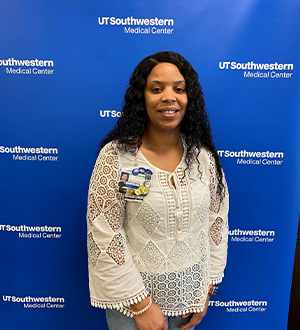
[86,143,147,311]
[206,151,229,285]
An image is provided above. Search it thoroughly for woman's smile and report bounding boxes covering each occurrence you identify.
[158,106,179,117]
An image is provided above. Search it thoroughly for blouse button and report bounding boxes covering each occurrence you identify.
[176,210,183,219]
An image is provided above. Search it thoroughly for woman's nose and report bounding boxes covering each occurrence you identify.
[161,87,176,102]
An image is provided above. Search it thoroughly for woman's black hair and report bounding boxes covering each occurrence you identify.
[100,51,226,200]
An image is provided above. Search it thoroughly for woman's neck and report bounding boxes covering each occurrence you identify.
[141,128,182,155]
[140,128,184,173]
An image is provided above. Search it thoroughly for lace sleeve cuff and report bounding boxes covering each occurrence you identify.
[210,273,224,285]
[91,288,148,317]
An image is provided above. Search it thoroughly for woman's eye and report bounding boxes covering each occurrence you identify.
[152,87,162,92]
[175,87,185,93]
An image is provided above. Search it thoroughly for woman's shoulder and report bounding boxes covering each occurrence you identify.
[99,141,118,156]
[193,147,217,175]
[98,140,133,166]
[196,146,212,162]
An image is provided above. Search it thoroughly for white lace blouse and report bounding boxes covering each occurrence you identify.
[87,141,229,317]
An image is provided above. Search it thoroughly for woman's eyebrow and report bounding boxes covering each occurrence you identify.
[148,80,186,84]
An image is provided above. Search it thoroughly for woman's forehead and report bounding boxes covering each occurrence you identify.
[147,63,185,83]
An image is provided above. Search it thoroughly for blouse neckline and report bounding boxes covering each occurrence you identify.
[137,136,186,174]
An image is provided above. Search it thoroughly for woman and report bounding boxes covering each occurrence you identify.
[87,51,229,330]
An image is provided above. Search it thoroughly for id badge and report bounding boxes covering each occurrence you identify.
[118,166,153,202]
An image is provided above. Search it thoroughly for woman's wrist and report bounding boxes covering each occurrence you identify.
[130,297,151,313]
[131,298,152,316]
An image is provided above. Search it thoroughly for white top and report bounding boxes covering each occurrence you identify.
[87,140,229,317]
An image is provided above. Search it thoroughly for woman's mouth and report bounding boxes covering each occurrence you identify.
[161,110,177,114]
[158,108,179,114]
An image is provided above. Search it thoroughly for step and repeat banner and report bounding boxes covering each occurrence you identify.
[1,0,299,329]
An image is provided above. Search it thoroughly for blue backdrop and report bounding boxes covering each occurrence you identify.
[1,0,299,329]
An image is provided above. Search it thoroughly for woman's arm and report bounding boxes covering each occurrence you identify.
[87,143,148,310]
[179,150,229,329]
[207,151,229,285]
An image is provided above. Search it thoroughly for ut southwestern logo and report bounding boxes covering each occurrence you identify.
[0,224,62,239]
[229,229,275,243]
[3,295,65,309]
[219,61,293,79]
[100,110,122,118]
[218,149,284,166]
[209,299,267,313]
[0,145,58,162]
[98,16,174,35]
[0,58,54,75]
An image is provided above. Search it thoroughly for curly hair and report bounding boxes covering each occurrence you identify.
[100,51,226,200]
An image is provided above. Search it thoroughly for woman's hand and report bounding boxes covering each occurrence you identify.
[132,299,168,330]
[179,293,210,330]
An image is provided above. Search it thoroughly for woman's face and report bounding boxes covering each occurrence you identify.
[121,173,128,182]
[144,62,187,134]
